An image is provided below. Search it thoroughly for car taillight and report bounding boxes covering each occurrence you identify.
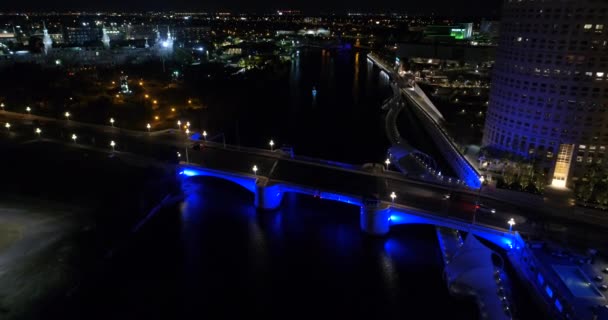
[475,205,480,209]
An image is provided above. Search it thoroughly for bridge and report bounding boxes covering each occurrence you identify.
[177,140,517,250]
[367,53,482,188]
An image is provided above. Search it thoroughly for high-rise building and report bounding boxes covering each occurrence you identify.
[483,0,608,187]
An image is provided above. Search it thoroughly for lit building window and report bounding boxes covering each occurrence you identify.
[579,145,587,149]
[584,24,593,30]
[577,156,583,162]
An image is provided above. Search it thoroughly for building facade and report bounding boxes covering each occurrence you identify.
[483,0,608,187]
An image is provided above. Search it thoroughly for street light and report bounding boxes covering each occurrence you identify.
[385,158,391,170]
[186,121,191,128]
[110,140,116,152]
[71,134,77,143]
[110,118,115,127]
[269,139,275,151]
[65,111,70,121]
[508,218,516,232]
[177,120,181,129]
[203,130,208,141]
[390,191,396,203]
[0,103,4,110]
[5,122,10,131]
[26,106,31,115]
[252,165,258,176]
[147,123,151,132]
[35,127,41,138]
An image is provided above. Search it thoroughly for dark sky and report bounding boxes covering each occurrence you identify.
[0,0,502,17]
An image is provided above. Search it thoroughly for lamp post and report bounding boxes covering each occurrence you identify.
[203,130,207,141]
[64,111,71,121]
[35,127,41,138]
[477,176,485,201]
[385,158,391,170]
[0,103,4,111]
[147,123,151,133]
[252,165,258,176]
[177,120,181,129]
[390,191,396,204]
[5,122,10,131]
[110,118,115,127]
[185,129,190,163]
[186,121,190,128]
[508,218,516,233]
[71,134,77,143]
[26,106,31,115]
[269,139,275,151]
[110,140,116,152]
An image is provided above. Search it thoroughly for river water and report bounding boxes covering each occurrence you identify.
[50,49,490,319]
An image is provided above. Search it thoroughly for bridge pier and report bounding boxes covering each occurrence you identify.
[360,204,392,236]
[254,178,284,210]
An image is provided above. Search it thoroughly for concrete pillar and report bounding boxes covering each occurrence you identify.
[254,178,283,210]
[360,204,392,236]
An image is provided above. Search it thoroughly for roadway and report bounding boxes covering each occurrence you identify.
[1,110,608,247]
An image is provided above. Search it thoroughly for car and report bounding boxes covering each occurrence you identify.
[475,203,496,215]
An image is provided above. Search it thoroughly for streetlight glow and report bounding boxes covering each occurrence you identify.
[110,117,115,127]
[385,158,391,170]
[177,120,181,129]
[186,121,191,128]
[508,218,516,232]
[390,191,396,203]
[71,134,77,142]
[65,111,70,120]
[203,130,207,141]
[147,123,151,132]
[5,122,10,130]
[252,165,258,175]
[26,106,31,114]
[35,127,41,137]
[269,139,275,151]
[110,140,116,152]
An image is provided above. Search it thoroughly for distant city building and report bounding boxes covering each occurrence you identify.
[423,23,473,41]
[482,0,608,188]
[64,27,101,45]
[396,42,495,65]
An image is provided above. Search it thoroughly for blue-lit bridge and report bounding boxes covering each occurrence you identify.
[179,141,518,250]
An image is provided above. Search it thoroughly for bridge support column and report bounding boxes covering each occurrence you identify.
[360,204,392,236]
[254,178,283,210]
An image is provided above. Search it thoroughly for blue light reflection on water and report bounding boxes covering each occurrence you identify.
[164,177,478,318]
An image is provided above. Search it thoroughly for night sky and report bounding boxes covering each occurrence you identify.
[0,0,502,17]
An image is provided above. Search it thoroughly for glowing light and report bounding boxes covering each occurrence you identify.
[25,106,31,113]
[203,130,207,140]
[5,122,10,130]
[171,108,175,112]
[153,100,158,104]
[35,127,41,135]
[185,129,190,135]
[269,139,274,151]
[252,165,258,175]
[154,116,159,120]
[115,94,120,98]
[144,94,149,99]
[110,140,116,151]
[390,191,396,203]
[64,111,70,120]
[71,134,77,142]
[508,218,516,232]
[188,99,192,104]
[146,123,151,131]
[139,81,144,86]
[109,117,115,126]
[186,121,190,127]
